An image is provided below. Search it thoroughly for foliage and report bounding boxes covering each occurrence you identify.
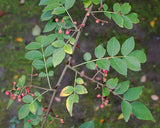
[4,0,155,128]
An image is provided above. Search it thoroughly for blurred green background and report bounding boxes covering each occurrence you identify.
[0,0,160,128]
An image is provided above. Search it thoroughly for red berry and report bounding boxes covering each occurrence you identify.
[130,113,133,116]
[13,82,17,85]
[21,93,25,97]
[56,115,59,118]
[5,91,10,95]
[81,23,85,27]
[17,87,20,90]
[18,95,21,99]
[65,30,70,35]
[34,73,38,76]
[73,21,77,25]
[102,69,108,74]
[61,19,64,23]
[13,96,16,100]
[28,119,31,123]
[18,98,21,102]
[60,119,64,124]
[31,93,35,97]
[10,93,13,97]
[58,29,62,34]
[50,121,53,124]
[55,18,59,23]
[41,108,45,112]
[96,94,101,98]
[100,104,104,109]
[96,19,100,24]
[109,89,112,92]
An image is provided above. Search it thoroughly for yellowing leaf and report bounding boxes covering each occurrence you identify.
[99,119,104,123]
[13,75,18,79]
[118,113,124,120]
[64,44,72,54]
[60,86,74,97]
[76,77,84,84]
[150,20,155,27]
[66,94,79,116]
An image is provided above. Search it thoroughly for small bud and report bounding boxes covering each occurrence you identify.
[28,119,31,123]
[13,96,16,100]
[31,93,35,97]
[61,19,64,23]
[50,121,53,124]
[21,93,25,97]
[96,94,101,98]
[87,13,90,16]
[34,73,38,76]
[58,29,62,34]
[18,95,21,99]
[17,87,20,90]
[18,98,21,102]
[56,115,59,118]
[96,19,100,24]
[81,23,85,27]
[10,93,13,97]
[5,91,10,95]
[13,82,17,85]
[65,30,70,35]
[41,108,45,112]
[73,21,77,25]
[55,18,59,23]
[60,119,64,124]
[109,89,112,92]
[85,8,88,11]
[100,104,104,109]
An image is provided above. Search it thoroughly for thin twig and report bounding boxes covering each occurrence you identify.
[31,85,53,91]
[41,5,94,128]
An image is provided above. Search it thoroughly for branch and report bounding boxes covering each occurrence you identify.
[41,4,93,128]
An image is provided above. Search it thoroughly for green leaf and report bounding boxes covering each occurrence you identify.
[64,44,72,54]
[43,3,59,12]
[30,102,38,115]
[7,98,14,109]
[124,56,141,71]
[127,13,139,24]
[66,94,79,116]
[17,75,26,87]
[121,3,131,14]
[131,102,155,122]
[44,45,56,57]
[121,100,132,122]
[48,71,54,77]
[115,80,130,94]
[113,3,121,12]
[46,57,53,68]
[22,95,33,103]
[25,50,43,60]
[65,0,76,9]
[93,0,99,5]
[104,12,111,19]
[121,37,135,56]
[106,78,118,89]
[83,52,91,61]
[76,78,84,84]
[123,16,133,29]
[25,42,41,50]
[94,45,106,58]
[107,37,120,56]
[102,87,110,96]
[39,72,46,78]
[110,58,127,76]
[124,86,144,101]
[34,92,42,102]
[79,120,95,128]
[18,104,30,120]
[32,60,45,70]
[41,10,53,21]
[42,34,56,47]
[112,14,124,28]
[96,59,110,70]
[43,20,57,33]
[69,38,75,45]
[86,62,96,70]
[52,40,65,48]
[52,48,65,67]
[60,86,74,97]
[103,4,108,11]
[39,0,57,5]
[74,85,88,95]
[52,7,65,15]
[129,50,146,63]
